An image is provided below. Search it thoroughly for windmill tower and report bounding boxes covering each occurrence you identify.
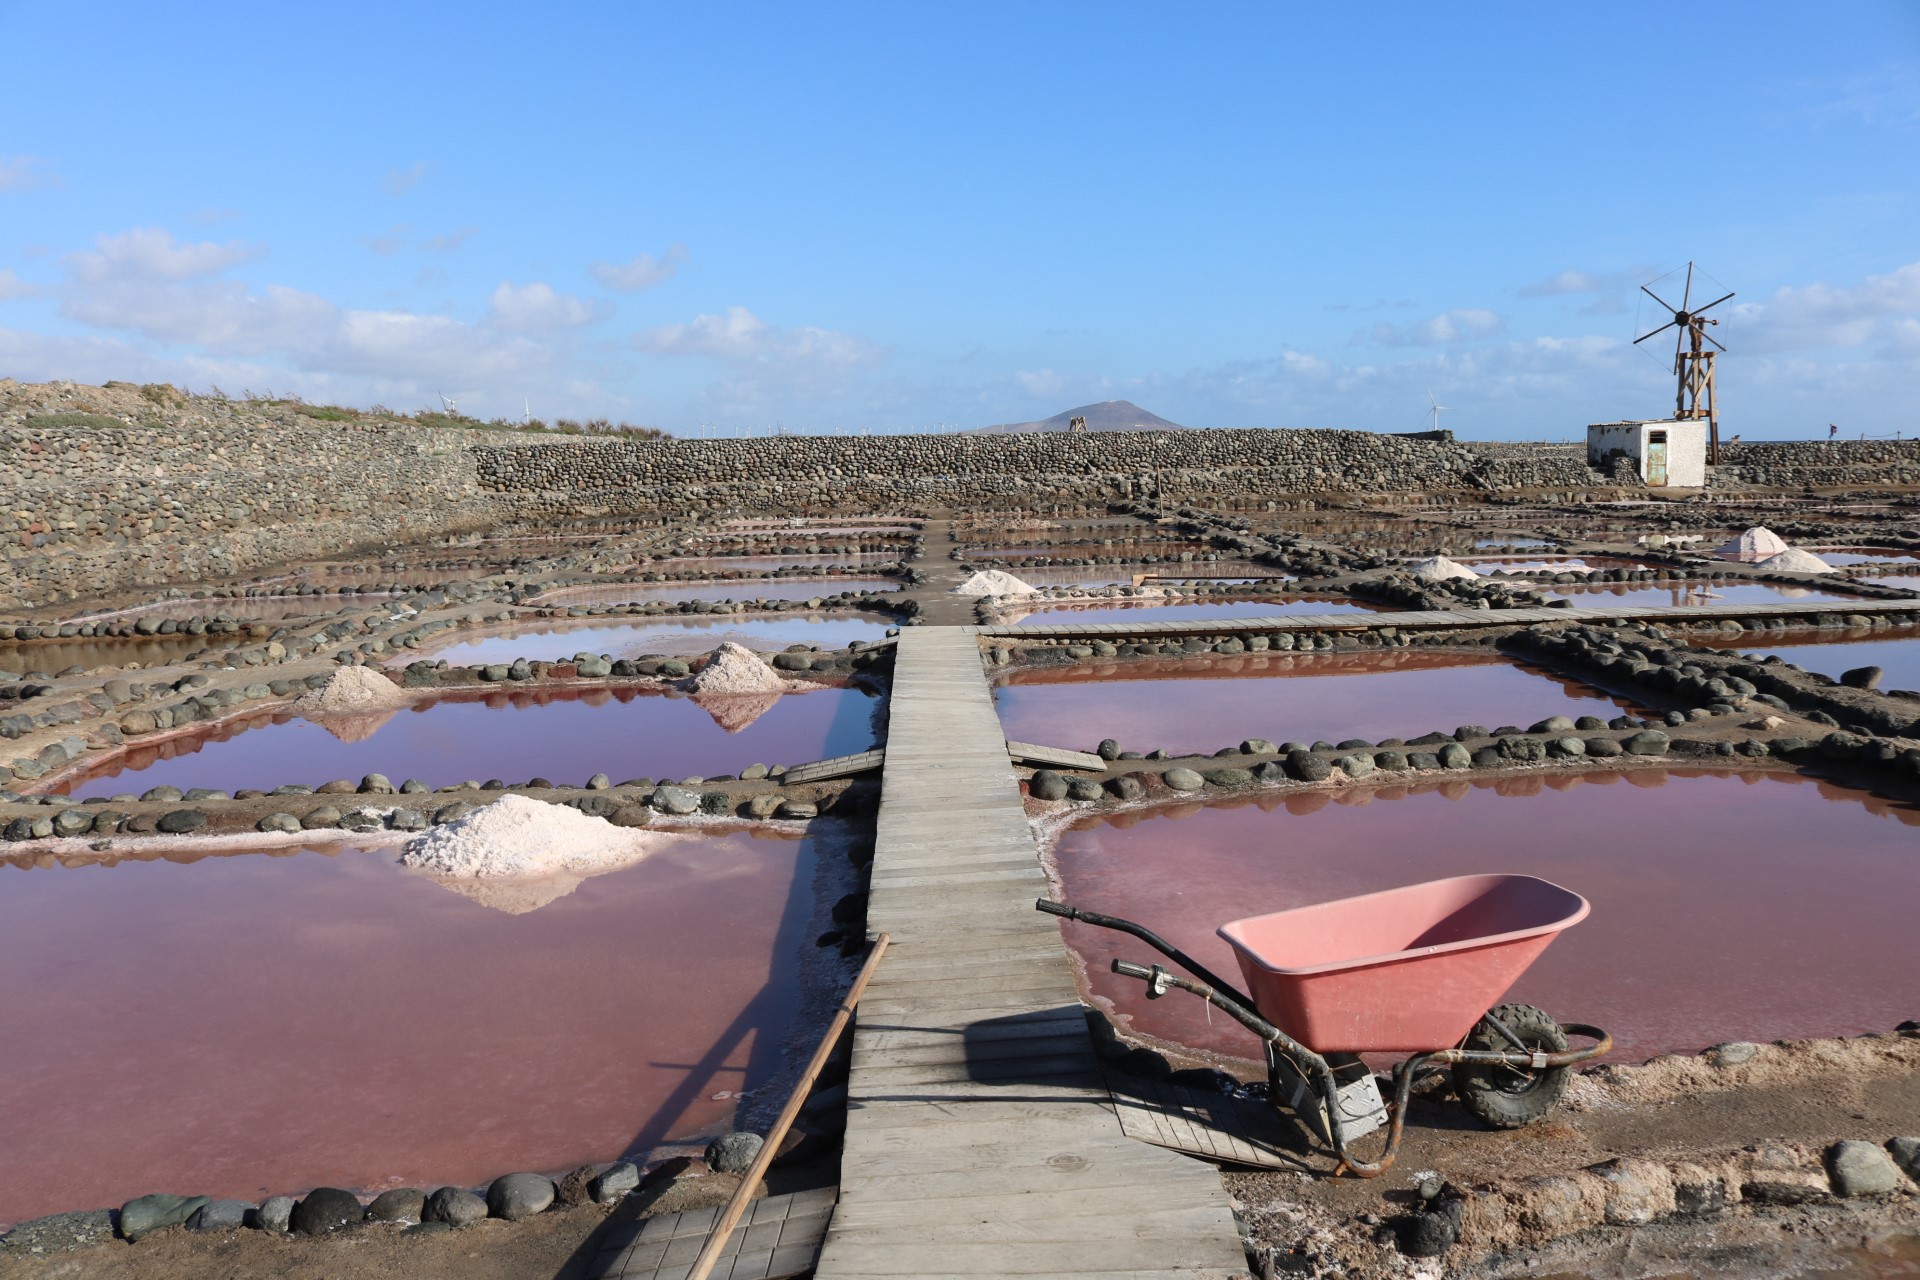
[1634,263,1733,463]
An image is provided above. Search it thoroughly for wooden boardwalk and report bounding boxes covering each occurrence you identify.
[815,626,1247,1280]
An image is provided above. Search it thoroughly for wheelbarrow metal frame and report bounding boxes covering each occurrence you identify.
[1037,899,1612,1177]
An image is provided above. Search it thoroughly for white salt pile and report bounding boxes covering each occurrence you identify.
[399,793,673,879]
[1717,526,1789,561]
[1404,555,1481,583]
[292,664,413,715]
[1754,547,1836,574]
[952,569,1037,597]
[687,641,787,694]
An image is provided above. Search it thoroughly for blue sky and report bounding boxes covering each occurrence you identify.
[2,2,1916,438]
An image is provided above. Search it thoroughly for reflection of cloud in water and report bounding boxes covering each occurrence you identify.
[691,691,782,733]
[306,710,400,743]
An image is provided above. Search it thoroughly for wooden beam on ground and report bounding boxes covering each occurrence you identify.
[1005,740,1106,771]
[782,749,885,785]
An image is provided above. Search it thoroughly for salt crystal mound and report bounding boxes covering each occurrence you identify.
[399,794,676,880]
[293,664,414,716]
[1404,555,1481,582]
[1754,547,1836,574]
[1717,526,1789,561]
[686,642,786,695]
[952,569,1037,597]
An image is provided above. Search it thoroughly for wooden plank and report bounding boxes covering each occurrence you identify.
[782,749,885,785]
[1005,740,1106,770]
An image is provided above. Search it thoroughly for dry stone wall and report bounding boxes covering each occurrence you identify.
[470,429,1605,515]
[0,421,509,607]
[6,390,1908,610]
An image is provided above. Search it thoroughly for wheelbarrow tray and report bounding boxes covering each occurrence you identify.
[1217,874,1589,1053]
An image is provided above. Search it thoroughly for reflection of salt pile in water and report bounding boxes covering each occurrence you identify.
[399,795,678,915]
[1753,547,1835,574]
[1717,526,1789,562]
[1404,555,1480,582]
[695,690,783,733]
[293,664,413,715]
[952,569,1037,597]
[312,709,400,743]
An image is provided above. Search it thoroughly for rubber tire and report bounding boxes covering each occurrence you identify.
[1451,1003,1569,1130]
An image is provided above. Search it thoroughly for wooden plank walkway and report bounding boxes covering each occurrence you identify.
[815,626,1247,1280]
[982,596,1920,640]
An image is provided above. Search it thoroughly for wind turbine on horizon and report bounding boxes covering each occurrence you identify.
[1427,390,1449,433]
[439,392,460,417]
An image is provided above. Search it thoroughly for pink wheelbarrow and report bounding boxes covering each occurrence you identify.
[1037,873,1611,1177]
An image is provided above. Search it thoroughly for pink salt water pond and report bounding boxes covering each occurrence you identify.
[1811,549,1920,568]
[531,577,901,607]
[0,825,840,1226]
[0,634,208,675]
[1459,555,1648,574]
[1010,562,1290,589]
[1047,770,1920,1067]
[995,652,1644,754]
[1697,625,1920,693]
[1004,597,1383,626]
[634,552,904,575]
[54,684,882,796]
[1536,580,1864,608]
[411,612,896,663]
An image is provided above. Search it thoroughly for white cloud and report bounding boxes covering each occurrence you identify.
[0,268,39,300]
[364,223,412,256]
[1518,268,1652,298]
[1729,261,1920,354]
[590,244,688,293]
[422,227,477,253]
[1364,308,1506,347]
[383,161,431,195]
[635,305,879,369]
[66,228,260,283]
[0,155,60,193]
[487,281,608,333]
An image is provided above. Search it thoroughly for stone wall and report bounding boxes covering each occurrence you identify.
[1716,440,1920,490]
[469,429,1606,515]
[7,381,1914,609]
[0,420,508,606]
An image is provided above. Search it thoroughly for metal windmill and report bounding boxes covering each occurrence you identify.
[1634,262,1733,462]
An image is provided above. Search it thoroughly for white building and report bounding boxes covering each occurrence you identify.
[1586,419,1708,488]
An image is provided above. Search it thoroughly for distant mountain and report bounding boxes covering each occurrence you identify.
[973,399,1186,434]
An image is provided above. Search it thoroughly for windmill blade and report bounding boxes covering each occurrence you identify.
[1640,285,1678,314]
[1693,291,1735,316]
[1681,262,1695,310]
[1633,319,1678,344]
[1703,329,1727,352]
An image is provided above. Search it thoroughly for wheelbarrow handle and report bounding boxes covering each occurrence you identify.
[1033,898,1244,998]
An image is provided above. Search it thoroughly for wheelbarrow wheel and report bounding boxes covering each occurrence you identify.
[1451,1003,1569,1130]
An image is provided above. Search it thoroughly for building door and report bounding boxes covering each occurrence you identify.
[1645,431,1669,486]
